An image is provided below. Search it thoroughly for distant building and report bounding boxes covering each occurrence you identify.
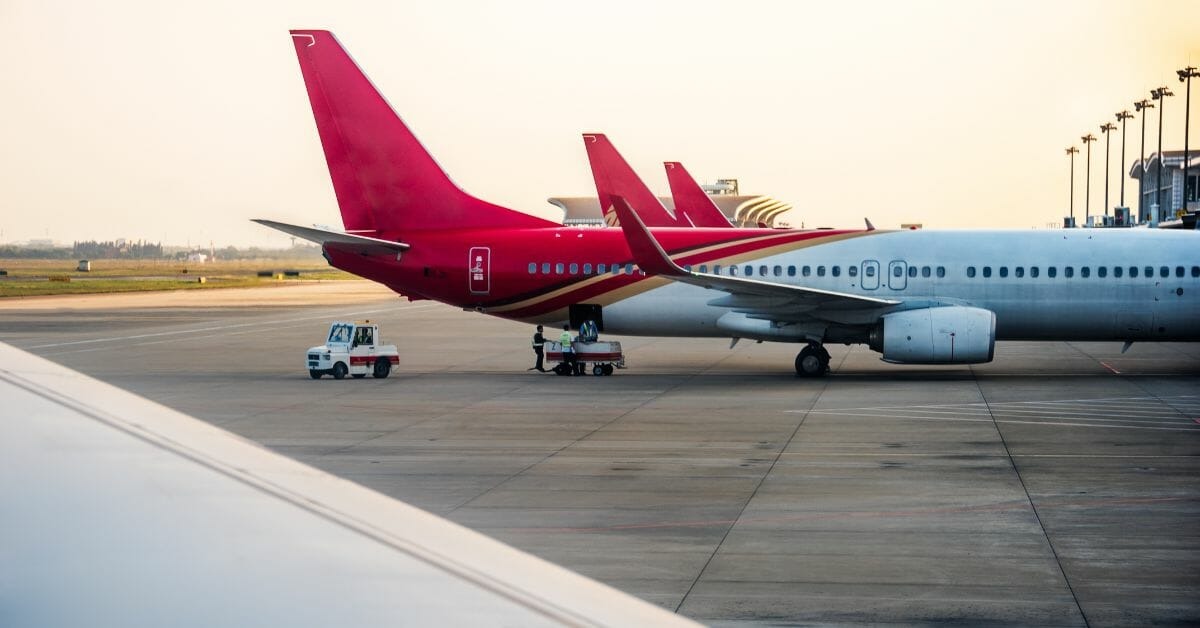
[1129,151,1200,223]
[548,191,793,228]
[186,252,209,263]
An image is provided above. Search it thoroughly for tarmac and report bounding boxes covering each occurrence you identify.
[3,280,1199,626]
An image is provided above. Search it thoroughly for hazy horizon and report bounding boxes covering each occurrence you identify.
[3,1,1199,247]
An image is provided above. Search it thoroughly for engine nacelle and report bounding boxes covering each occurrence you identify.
[869,306,996,364]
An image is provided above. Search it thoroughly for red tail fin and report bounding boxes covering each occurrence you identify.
[290,30,554,233]
[663,162,734,228]
[582,134,685,227]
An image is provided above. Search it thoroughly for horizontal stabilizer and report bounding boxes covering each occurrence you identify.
[253,219,410,254]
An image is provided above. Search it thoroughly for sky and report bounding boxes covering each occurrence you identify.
[2,0,1199,247]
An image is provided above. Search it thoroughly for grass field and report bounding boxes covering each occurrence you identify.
[0,258,355,297]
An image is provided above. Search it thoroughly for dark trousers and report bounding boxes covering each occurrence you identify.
[533,347,544,371]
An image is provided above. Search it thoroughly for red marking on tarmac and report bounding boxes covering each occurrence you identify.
[1100,361,1121,374]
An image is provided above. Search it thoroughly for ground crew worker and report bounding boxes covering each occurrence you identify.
[559,324,576,373]
[528,325,546,372]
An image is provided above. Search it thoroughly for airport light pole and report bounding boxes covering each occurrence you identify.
[1116,110,1134,208]
[1100,122,1117,218]
[1179,67,1199,213]
[1134,99,1154,221]
[1065,146,1079,225]
[1151,86,1174,221]
[1081,133,1096,226]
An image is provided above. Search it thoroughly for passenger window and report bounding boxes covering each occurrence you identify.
[1160,266,1169,278]
[598,263,607,274]
[698,264,707,273]
[1145,266,1153,277]
[832,266,841,277]
[1030,267,1039,278]
[818,266,826,277]
[555,263,564,274]
[759,265,768,276]
[1193,266,1200,278]
[583,263,592,275]
[569,263,579,275]
[1082,267,1090,278]
[730,266,738,276]
[849,266,858,277]
[1097,266,1106,278]
[922,266,931,278]
[1176,266,1185,278]
[967,266,976,278]
[1048,267,1057,278]
[683,265,692,272]
[983,266,992,278]
[907,266,916,278]
[893,266,903,278]
[1113,266,1122,278]
[936,267,945,278]
[713,264,721,274]
[742,265,751,276]
[528,262,537,274]
[1065,266,1074,278]
[787,266,796,277]
[1015,267,1024,278]
[803,266,812,277]
[864,266,874,277]
[999,267,1008,278]
[625,263,634,274]
[542,263,551,274]
[1129,266,1138,278]
[774,265,782,277]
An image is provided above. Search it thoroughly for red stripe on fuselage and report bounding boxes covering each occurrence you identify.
[325,227,870,320]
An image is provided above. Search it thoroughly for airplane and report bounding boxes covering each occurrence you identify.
[663,161,736,228]
[0,341,697,626]
[258,30,1200,378]
[582,134,731,228]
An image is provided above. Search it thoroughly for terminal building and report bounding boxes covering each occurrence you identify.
[1129,150,1200,226]
[548,178,795,228]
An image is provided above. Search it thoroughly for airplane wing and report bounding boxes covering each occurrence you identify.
[253,218,410,254]
[0,342,697,628]
[612,196,899,312]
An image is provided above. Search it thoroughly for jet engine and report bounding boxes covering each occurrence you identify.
[869,306,996,364]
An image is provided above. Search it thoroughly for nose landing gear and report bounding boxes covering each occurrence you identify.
[795,343,831,377]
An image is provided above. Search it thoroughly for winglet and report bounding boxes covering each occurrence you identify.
[609,196,687,276]
[864,218,876,231]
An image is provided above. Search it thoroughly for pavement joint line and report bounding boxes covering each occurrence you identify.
[797,412,1199,432]
[973,371,1091,628]
[812,408,1196,425]
[442,359,717,515]
[673,348,845,614]
[787,394,1199,414]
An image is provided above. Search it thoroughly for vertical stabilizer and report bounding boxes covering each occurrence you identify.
[582,134,685,227]
[663,162,734,228]
[290,30,554,233]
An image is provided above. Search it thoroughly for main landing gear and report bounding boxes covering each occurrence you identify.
[795,342,831,378]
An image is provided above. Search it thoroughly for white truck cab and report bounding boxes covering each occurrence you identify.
[307,321,399,380]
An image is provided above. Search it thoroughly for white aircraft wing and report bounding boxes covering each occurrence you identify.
[253,218,410,254]
[611,196,899,313]
[0,342,698,628]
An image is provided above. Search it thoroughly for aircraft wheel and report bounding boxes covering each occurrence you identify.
[373,358,391,379]
[309,370,323,380]
[795,344,829,378]
[332,362,348,380]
